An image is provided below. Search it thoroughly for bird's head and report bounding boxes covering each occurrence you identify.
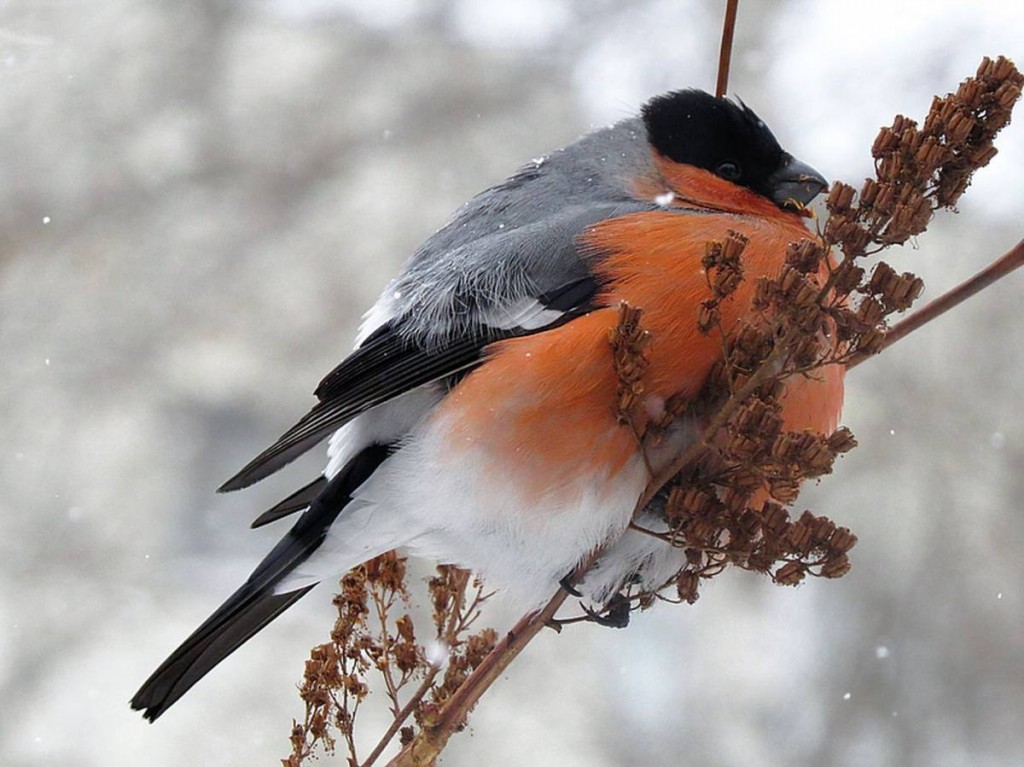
[642,89,827,214]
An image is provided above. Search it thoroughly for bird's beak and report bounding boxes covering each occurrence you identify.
[768,155,828,211]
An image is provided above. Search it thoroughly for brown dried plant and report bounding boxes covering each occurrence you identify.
[598,54,1024,617]
[285,555,494,766]
[289,57,1023,766]
[558,55,1022,627]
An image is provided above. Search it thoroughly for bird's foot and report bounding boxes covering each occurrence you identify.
[580,594,631,629]
[559,573,583,597]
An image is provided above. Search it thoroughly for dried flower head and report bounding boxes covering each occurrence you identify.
[601,56,1022,619]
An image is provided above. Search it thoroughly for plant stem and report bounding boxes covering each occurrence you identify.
[847,239,1024,369]
[716,0,740,97]
[385,590,570,767]
[363,669,440,767]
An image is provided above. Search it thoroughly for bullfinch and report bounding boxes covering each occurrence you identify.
[131,88,841,720]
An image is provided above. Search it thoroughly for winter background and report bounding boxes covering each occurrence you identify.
[1,1,1022,765]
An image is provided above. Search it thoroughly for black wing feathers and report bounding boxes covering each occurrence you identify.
[131,444,392,721]
[219,330,495,492]
[219,275,600,493]
[534,274,600,313]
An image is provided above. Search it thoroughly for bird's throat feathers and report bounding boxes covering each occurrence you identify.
[637,154,800,218]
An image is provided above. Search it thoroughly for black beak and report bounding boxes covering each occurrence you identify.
[767,155,828,210]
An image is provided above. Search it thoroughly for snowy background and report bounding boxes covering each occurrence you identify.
[2,1,1022,765]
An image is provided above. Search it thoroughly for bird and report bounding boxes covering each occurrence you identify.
[131,88,843,721]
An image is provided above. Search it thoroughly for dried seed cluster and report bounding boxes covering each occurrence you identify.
[286,554,409,765]
[662,423,860,606]
[821,57,1021,361]
[609,302,652,425]
[285,556,494,766]
[593,56,1022,624]
[698,230,749,334]
[422,566,497,716]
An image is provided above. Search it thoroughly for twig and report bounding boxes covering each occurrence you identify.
[363,671,439,767]
[847,239,1024,368]
[716,0,740,97]
[366,571,470,767]
[385,590,572,766]
[371,591,405,713]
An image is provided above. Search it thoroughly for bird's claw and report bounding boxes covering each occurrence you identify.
[580,594,631,629]
[559,574,583,597]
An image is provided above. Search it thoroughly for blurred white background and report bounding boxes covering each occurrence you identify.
[1,1,1021,765]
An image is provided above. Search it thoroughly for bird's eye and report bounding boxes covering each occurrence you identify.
[716,161,741,181]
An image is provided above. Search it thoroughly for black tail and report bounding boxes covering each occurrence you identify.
[131,443,392,721]
[130,582,316,721]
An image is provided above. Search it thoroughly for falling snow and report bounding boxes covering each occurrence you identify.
[425,640,450,669]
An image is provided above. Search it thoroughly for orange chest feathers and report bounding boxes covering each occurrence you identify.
[439,209,845,500]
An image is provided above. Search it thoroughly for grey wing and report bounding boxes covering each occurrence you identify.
[219,199,654,492]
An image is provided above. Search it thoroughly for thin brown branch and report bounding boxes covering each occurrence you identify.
[386,590,571,767]
[365,571,470,767]
[847,238,1024,368]
[371,592,404,711]
[716,0,740,97]
[362,669,439,767]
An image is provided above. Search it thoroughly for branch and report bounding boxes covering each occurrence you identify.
[715,0,740,97]
[847,239,1024,368]
[363,671,440,767]
[363,573,470,767]
[386,591,570,766]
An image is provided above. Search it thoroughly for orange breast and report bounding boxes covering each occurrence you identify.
[436,205,845,506]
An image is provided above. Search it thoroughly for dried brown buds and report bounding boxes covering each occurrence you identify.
[609,302,652,425]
